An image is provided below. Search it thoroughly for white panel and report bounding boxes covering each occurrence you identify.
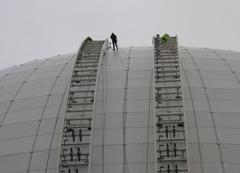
[129,70,152,79]
[192,99,210,112]
[104,129,123,145]
[9,96,48,112]
[34,134,52,151]
[43,106,62,119]
[0,92,17,103]
[0,136,34,156]
[92,130,103,146]
[204,79,239,89]
[126,113,154,128]
[128,163,155,173]
[38,118,56,135]
[104,145,123,164]
[30,150,48,170]
[198,128,217,143]
[126,127,154,143]
[186,128,198,143]
[214,112,240,128]
[0,153,30,173]
[211,100,240,113]
[0,121,39,140]
[201,144,220,162]
[127,88,152,100]
[128,78,152,88]
[47,150,59,169]
[224,164,240,173]
[218,128,240,144]
[187,144,201,162]
[91,164,122,173]
[195,111,213,128]
[208,88,240,101]
[188,162,202,173]
[94,114,123,129]
[3,107,43,124]
[16,87,52,99]
[202,163,222,173]
[126,144,155,163]
[126,99,151,112]
[91,146,102,164]
[221,144,240,163]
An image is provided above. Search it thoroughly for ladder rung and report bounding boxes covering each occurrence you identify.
[158,48,178,51]
[158,54,178,57]
[76,60,99,62]
[157,158,187,162]
[155,70,180,73]
[60,162,88,167]
[75,65,98,68]
[75,62,98,66]
[68,96,94,99]
[74,69,97,72]
[66,109,93,113]
[155,92,182,95]
[76,54,99,58]
[61,153,89,157]
[68,102,93,106]
[155,74,180,78]
[157,57,178,60]
[156,79,181,83]
[156,113,184,117]
[70,90,95,93]
[159,49,178,52]
[156,105,183,109]
[155,98,182,102]
[72,74,96,77]
[64,124,91,129]
[64,133,91,137]
[155,64,179,68]
[157,121,183,125]
[72,72,97,76]
[65,116,92,121]
[156,60,179,63]
[62,142,90,146]
[71,83,95,87]
[157,129,185,133]
[155,86,181,89]
[81,53,100,55]
[156,138,186,142]
[157,169,188,173]
[157,149,186,153]
[72,78,96,81]
[76,58,99,61]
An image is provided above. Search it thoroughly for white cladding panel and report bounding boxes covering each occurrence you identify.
[0,54,76,173]
[90,47,155,173]
[180,47,240,173]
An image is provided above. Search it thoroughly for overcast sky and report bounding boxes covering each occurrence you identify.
[0,0,239,69]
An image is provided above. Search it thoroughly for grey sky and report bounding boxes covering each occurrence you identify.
[0,0,239,69]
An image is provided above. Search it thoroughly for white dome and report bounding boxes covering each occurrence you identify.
[0,45,240,173]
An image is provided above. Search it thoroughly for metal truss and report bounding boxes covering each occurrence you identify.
[59,39,105,173]
[153,35,188,173]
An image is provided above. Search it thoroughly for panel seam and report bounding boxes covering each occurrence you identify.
[185,48,225,173]
[180,60,204,173]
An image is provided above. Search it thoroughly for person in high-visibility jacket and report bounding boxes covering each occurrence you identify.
[161,33,170,43]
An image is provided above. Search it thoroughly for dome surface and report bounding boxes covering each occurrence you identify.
[0,45,240,173]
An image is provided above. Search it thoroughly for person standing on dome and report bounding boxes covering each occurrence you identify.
[110,33,118,51]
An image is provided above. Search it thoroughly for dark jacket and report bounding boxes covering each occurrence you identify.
[110,33,117,42]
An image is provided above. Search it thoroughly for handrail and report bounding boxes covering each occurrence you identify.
[57,38,106,173]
